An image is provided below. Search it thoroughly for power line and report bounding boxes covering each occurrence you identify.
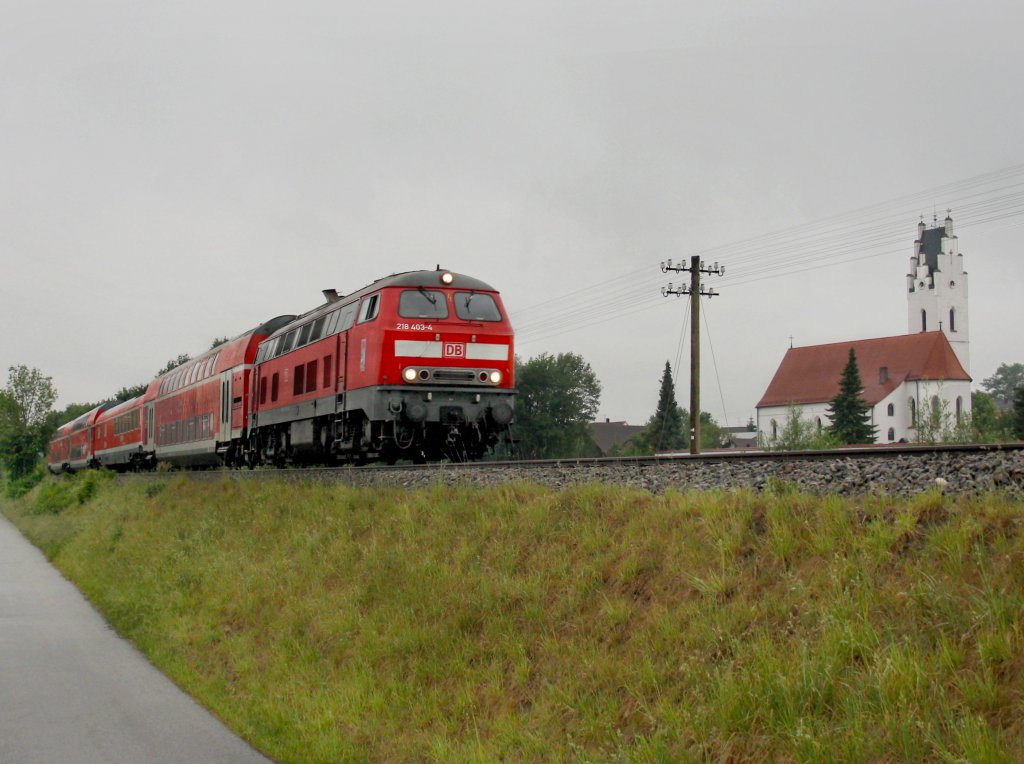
[513,164,1024,345]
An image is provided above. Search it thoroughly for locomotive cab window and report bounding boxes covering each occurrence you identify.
[358,294,380,324]
[399,290,449,319]
[454,292,501,321]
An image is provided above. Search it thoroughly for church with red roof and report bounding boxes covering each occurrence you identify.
[756,214,972,444]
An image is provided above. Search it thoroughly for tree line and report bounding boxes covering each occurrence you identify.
[513,355,725,458]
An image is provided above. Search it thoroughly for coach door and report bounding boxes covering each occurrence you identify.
[219,372,232,441]
[145,404,155,448]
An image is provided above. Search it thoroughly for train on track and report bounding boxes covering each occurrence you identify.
[48,269,516,472]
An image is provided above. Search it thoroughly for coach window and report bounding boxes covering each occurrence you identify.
[323,356,332,388]
[293,365,305,396]
[265,337,281,359]
[399,290,449,319]
[259,376,268,405]
[358,294,380,324]
[271,373,280,402]
[298,323,312,347]
[454,292,501,321]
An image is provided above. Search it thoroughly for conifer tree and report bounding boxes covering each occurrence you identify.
[643,361,687,452]
[827,348,877,444]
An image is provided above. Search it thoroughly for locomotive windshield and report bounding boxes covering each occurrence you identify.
[399,289,449,319]
[454,292,501,321]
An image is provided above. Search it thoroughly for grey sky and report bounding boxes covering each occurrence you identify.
[3,0,1022,426]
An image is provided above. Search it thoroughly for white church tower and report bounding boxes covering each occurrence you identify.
[907,212,970,373]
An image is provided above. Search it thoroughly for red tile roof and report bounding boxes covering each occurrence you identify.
[756,331,970,408]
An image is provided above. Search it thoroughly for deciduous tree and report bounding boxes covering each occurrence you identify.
[0,366,58,479]
[1013,386,1024,439]
[514,353,601,459]
[157,353,192,376]
[981,363,1024,410]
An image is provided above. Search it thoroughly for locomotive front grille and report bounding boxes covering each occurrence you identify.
[432,369,477,383]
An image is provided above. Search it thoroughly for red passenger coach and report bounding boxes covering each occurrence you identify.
[54,403,116,473]
[93,397,146,470]
[249,269,515,464]
[47,422,74,474]
[145,315,295,467]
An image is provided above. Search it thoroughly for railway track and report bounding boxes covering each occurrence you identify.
[118,442,1024,496]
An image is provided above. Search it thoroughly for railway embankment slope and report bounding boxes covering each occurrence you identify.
[4,472,1024,762]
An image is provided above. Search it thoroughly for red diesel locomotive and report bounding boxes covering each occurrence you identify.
[47,269,515,471]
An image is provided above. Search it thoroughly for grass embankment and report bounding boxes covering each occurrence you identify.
[3,474,1023,763]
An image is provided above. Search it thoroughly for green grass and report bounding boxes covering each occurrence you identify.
[3,474,1024,762]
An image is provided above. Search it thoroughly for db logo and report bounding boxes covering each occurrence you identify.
[443,342,465,358]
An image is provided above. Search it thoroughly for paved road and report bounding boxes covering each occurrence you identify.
[0,514,273,763]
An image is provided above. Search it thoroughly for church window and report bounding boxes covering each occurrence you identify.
[887,427,895,442]
[921,309,927,332]
[879,366,889,383]
[909,398,917,426]
[771,419,778,440]
[956,396,963,423]
[816,417,822,432]
[949,308,956,332]
[887,403,894,416]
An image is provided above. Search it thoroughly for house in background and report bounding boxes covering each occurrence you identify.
[589,419,646,456]
[756,332,971,443]
[756,214,972,443]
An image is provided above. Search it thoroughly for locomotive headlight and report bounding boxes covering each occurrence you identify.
[440,271,454,285]
[489,370,503,385]
[403,367,418,382]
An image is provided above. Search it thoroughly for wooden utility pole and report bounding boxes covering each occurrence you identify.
[661,256,724,454]
[689,255,700,453]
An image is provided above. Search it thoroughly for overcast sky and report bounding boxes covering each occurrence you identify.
[3,0,1022,427]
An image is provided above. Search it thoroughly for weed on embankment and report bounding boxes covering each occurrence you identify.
[3,475,1023,763]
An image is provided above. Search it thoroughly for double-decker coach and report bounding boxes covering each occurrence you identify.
[56,403,116,473]
[93,397,146,471]
[144,315,295,468]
